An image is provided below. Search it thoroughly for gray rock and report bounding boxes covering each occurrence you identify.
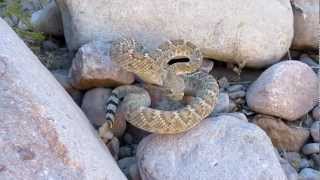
[299,159,313,170]
[280,158,299,180]
[56,0,293,68]
[302,143,320,155]
[0,18,126,180]
[212,92,230,114]
[118,157,136,176]
[119,146,132,159]
[137,115,287,180]
[129,163,141,180]
[31,1,64,36]
[311,154,320,170]
[299,168,320,180]
[246,61,318,121]
[69,40,135,90]
[310,121,320,142]
[291,0,319,49]
[226,84,244,93]
[312,106,320,121]
[229,90,246,99]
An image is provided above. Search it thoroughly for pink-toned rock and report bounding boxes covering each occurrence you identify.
[246,60,318,121]
[0,18,126,180]
[69,40,135,90]
[291,0,319,49]
[81,88,126,137]
[253,114,310,152]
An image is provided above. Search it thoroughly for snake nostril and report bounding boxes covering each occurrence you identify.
[167,57,190,65]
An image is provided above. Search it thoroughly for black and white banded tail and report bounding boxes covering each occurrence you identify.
[105,92,121,128]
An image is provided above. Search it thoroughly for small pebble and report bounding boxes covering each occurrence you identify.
[299,168,320,180]
[119,146,132,159]
[311,154,320,170]
[123,133,134,145]
[311,121,320,142]
[302,114,315,128]
[212,93,230,114]
[313,106,320,121]
[299,158,313,170]
[302,143,320,155]
[131,144,138,155]
[229,90,246,99]
[226,84,244,93]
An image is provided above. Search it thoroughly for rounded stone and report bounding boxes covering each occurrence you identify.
[137,116,287,180]
[246,61,318,121]
[310,121,320,142]
[302,143,320,155]
[312,106,320,121]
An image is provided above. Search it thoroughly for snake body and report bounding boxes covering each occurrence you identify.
[99,38,219,135]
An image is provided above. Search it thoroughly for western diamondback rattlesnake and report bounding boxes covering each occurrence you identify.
[99,38,219,136]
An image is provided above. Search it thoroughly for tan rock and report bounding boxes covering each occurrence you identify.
[253,114,310,152]
[81,88,126,137]
[246,60,318,121]
[0,18,126,180]
[69,40,135,90]
[291,0,319,49]
[56,0,293,68]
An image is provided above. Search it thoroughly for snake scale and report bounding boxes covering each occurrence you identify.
[99,38,219,136]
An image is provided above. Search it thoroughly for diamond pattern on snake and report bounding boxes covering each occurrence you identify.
[99,37,219,140]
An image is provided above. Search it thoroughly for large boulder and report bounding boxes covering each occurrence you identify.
[56,0,293,68]
[0,18,126,180]
[137,115,287,180]
[291,0,319,50]
[246,60,318,121]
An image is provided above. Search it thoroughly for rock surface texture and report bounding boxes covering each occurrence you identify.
[56,0,293,68]
[253,115,310,152]
[137,115,287,180]
[31,1,64,36]
[69,40,135,90]
[0,18,126,180]
[291,0,319,49]
[246,60,318,121]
